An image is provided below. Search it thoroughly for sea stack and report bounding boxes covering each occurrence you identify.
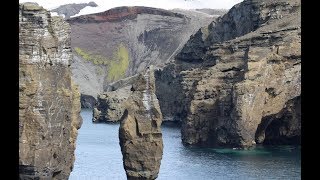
[119,66,163,179]
[19,3,82,179]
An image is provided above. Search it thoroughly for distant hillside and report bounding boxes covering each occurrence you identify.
[194,8,228,16]
[67,6,222,105]
[51,1,97,19]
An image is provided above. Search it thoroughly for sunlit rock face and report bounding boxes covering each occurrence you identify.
[156,0,301,148]
[19,3,82,179]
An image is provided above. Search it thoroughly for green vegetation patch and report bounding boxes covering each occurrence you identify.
[107,44,129,81]
[74,47,106,65]
[74,44,129,81]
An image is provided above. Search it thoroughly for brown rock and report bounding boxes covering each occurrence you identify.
[93,86,132,122]
[157,0,301,148]
[19,3,82,179]
[119,66,163,179]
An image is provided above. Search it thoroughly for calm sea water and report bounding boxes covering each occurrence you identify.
[69,109,301,180]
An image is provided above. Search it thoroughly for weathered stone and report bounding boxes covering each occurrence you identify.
[119,66,163,179]
[80,94,97,109]
[92,74,139,122]
[94,67,163,123]
[255,96,301,145]
[93,86,132,122]
[157,0,301,148]
[19,3,82,179]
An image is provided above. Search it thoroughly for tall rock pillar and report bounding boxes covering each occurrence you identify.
[119,66,163,179]
[19,3,82,179]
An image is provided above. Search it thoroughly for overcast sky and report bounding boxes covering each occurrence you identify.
[19,0,243,17]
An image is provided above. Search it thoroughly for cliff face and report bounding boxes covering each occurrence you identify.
[119,66,163,179]
[19,3,82,179]
[92,69,159,123]
[156,0,301,148]
[67,6,216,106]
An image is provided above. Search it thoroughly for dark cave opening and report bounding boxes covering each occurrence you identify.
[255,96,301,145]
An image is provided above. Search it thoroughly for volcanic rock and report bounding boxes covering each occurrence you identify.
[119,66,163,179]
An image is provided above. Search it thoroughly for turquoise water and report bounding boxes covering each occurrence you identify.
[69,109,301,180]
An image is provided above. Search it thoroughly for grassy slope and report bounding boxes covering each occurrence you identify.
[74,44,129,82]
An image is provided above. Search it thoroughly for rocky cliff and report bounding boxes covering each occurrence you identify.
[156,0,301,148]
[119,66,163,179]
[51,1,98,19]
[67,6,218,107]
[93,68,159,123]
[19,3,82,179]
[93,86,132,122]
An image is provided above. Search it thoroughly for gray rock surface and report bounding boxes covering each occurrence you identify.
[93,67,161,123]
[93,86,132,122]
[19,3,82,179]
[81,94,97,109]
[156,0,301,148]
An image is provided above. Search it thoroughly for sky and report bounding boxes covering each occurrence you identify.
[19,0,243,17]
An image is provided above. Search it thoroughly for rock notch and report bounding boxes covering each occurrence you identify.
[19,3,82,179]
[119,66,163,179]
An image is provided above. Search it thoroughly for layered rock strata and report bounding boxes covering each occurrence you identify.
[119,66,163,179]
[19,3,82,179]
[156,0,301,148]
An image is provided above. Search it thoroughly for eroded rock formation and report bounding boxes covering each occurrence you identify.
[119,66,163,179]
[92,74,139,122]
[156,0,301,148]
[80,94,97,109]
[93,86,131,122]
[19,3,82,179]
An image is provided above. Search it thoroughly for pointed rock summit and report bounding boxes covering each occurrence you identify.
[119,66,163,179]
